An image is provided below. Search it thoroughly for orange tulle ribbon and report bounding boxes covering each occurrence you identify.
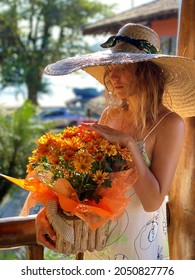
[0,168,137,230]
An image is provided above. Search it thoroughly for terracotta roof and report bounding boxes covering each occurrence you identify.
[83,0,179,35]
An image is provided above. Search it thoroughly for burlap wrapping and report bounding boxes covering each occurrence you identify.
[45,199,109,254]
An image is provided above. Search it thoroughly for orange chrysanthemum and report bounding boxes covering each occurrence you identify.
[93,170,109,186]
[26,125,133,202]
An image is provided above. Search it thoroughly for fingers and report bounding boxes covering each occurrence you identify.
[80,122,95,130]
[92,122,113,130]
[35,208,57,251]
[91,123,131,148]
[42,222,56,242]
[37,231,56,251]
[38,233,57,251]
[81,122,123,144]
[92,123,116,137]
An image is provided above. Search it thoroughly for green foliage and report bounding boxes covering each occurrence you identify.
[0,248,26,260]
[44,249,76,260]
[0,0,113,104]
[0,101,47,177]
[0,100,51,200]
[0,247,75,260]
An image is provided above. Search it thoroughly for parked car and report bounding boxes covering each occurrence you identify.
[36,107,99,129]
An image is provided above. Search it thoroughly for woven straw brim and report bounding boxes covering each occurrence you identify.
[44,50,195,118]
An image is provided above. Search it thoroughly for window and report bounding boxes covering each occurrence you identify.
[160,36,176,55]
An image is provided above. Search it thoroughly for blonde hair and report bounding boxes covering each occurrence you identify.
[103,61,166,136]
[135,61,165,132]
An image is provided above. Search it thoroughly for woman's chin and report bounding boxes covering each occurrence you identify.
[115,91,127,99]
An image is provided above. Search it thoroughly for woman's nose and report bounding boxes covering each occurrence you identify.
[109,68,119,80]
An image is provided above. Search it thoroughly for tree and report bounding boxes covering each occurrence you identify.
[0,100,52,202]
[0,0,113,105]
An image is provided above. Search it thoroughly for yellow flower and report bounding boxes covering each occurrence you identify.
[62,136,84,151]
[100,139,118,156]
[93,170,109,186]
[72,150,94,173]
[62,150,76,161]
[48,154,60,166]
[120,148,133,161]
[26,125,133,201]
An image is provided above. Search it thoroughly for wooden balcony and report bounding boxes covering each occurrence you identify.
[0,215,83,260]
[0,215,44,259]
[1,203,193,260]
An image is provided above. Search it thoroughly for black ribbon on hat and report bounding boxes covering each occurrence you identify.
[100,35,159,54]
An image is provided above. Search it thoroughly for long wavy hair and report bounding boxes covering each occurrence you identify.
[103,61,166,136]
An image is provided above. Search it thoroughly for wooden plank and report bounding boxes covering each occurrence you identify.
[0,215,83,260]
[168,0,195,260]
[0,215,37,248]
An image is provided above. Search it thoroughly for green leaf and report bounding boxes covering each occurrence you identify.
[101,178,112,188]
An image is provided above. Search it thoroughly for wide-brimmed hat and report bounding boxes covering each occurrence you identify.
[44,23,195,118]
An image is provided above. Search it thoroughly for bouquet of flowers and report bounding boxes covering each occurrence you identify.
[1,125,137,253]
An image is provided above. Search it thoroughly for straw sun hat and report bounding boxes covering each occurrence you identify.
[44,23,195,118]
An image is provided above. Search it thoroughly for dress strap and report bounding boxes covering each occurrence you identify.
[143,112,173,142]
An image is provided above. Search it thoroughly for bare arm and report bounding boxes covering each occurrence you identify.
[88,114,185,212]
[128,115,185,211]
[20,192,57,250]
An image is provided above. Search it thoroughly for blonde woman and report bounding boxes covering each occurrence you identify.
[27,23,195,260]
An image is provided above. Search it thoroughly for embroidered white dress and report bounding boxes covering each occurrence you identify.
[84,114,170,260]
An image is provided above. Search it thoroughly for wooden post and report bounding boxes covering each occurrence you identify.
[26,245,44,260]
[167,0,195,260]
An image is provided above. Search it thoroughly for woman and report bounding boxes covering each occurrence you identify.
[83,62,185,260]
[24,23,195,259]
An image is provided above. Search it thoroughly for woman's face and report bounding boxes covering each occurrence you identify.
[107,63,138,99]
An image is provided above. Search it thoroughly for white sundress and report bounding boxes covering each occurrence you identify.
[84,115,171,260]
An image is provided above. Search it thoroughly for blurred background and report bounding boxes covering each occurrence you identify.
[0,0,179,259]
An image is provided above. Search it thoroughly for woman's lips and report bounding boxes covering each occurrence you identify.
[114,85,123,89]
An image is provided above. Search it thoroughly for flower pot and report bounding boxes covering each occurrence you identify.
[45,199,109,254]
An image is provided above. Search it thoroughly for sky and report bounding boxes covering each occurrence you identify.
[100,0,153,13]
[0,0,153,108]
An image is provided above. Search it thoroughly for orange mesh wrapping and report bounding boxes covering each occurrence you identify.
[0,167,137,230]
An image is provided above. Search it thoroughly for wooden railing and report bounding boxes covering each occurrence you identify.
[1,204,183,260]
[0,215,44,259]
[0,215,83,260]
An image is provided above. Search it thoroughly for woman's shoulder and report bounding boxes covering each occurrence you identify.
[144,110,185,142]
[156,110,185,141]
[160,111,185,130]
[150,110,185,169]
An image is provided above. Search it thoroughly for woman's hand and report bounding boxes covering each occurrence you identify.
[35,208,57,251]
[81,122,133,148]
